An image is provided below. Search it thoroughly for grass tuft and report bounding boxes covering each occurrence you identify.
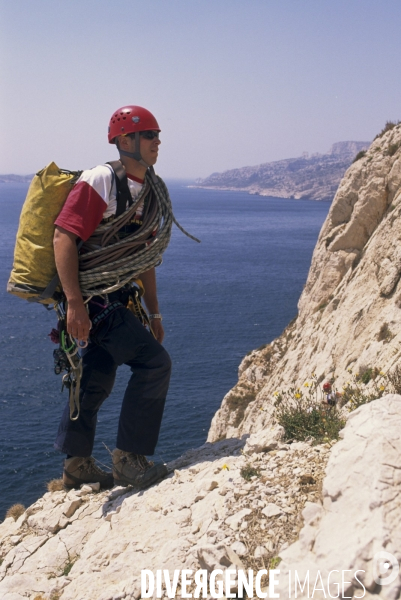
[47,478,65,492]
[5,503,25,521]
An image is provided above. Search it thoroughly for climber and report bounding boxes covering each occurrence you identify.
[53,105,172,490]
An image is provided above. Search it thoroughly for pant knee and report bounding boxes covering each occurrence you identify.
[145,348,172,376]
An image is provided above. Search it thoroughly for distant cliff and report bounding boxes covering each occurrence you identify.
[196,141,370,201]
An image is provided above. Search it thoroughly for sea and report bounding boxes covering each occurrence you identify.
[0,181,330,519]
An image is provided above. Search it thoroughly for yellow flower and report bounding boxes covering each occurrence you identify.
[295,393,301,399]
[380,371,385,376]
[221,464,229,471]
[304,382,310,387]
[380,385,385,391]
[273,391,279,397]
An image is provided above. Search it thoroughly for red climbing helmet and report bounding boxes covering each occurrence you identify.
[108,105,160,143]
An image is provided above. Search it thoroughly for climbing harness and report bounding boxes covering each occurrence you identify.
[51,280,157,421]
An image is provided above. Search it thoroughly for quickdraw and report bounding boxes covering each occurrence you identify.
[126,279,156,338]
[53,302,83,421]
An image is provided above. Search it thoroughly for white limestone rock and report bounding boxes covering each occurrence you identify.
[262,503,283,518]
[276,395,401,600]
[243,426,284,454]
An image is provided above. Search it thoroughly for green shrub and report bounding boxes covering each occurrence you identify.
[274,379,345,444]
[342,368,387,410]
[273,366,395,442]
[276,399,344,444]
[353,150,367,163]
[240,463,260,481]
[388,143,401,156]
[374,121,400,139]
[377,323,394,343]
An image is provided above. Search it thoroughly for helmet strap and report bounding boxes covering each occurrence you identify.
[118,132,151,168]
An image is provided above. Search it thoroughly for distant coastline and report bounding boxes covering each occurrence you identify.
[195,141,370,202]
[187,184,332,200]
[0,174,33,183]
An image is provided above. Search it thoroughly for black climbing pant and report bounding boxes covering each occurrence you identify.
[54,307,171,457]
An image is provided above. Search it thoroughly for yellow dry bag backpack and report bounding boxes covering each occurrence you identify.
[7,159,133,305]
[7,162,82,305]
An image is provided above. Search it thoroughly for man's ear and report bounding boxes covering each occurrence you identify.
[117,135,129,150]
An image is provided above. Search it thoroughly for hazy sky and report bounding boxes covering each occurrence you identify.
[1,0,400,178]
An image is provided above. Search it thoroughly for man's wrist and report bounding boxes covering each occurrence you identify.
[149,313,162,321]
[66,295,85,306]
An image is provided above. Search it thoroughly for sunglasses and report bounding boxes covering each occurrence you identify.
[139,130,160,140]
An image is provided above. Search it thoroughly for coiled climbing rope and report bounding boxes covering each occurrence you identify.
[77,171,200,297]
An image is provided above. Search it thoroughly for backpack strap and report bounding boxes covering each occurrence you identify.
[37,162,131,305]
[106,160,133,217]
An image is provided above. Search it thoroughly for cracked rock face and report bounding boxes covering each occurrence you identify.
[208,124,401,443]
[0,435,329,599]
[1,398,399,599]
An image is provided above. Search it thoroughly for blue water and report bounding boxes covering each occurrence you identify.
[0,181,329,519]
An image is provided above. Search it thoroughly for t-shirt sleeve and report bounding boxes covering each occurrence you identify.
[54,165,114,241]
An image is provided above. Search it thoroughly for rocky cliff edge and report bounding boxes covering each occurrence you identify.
[208,123,401,443]
[1,396,400,599]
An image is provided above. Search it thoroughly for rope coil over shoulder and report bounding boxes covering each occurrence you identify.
[77,165,200,297]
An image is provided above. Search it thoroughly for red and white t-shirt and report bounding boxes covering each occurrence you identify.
[55,164,144,241]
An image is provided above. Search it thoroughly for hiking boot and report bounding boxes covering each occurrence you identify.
[112,448,168,489]
[63,456,114,489]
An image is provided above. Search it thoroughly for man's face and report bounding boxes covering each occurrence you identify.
[125,131,161,166]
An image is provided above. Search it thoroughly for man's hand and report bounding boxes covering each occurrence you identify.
[67,299,91,343]
[141,267,164,344]
[54,226,90,344]
[150,318,164,344]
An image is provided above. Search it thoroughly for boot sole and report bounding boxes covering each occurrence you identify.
[63,470,114,490]
[113,464,168,489]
